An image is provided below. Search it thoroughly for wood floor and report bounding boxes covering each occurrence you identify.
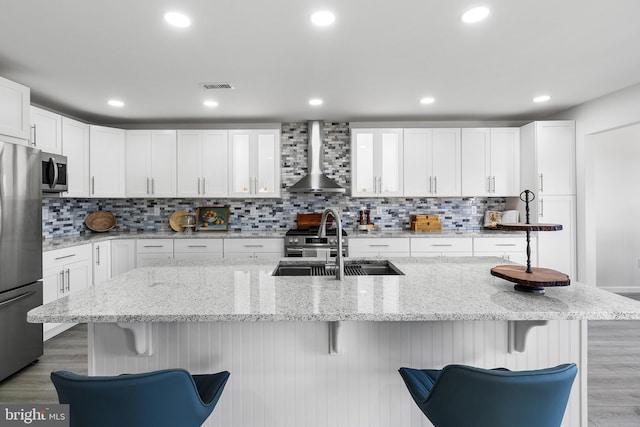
[2,305,640,426]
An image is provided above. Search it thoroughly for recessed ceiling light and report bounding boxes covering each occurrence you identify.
[309,98,323,106]
[203,100,219,107]
[310,11,335,26]
[164,12,191,28]
[461,7,490,23]
[107,99,124,107]
[533,95,551,103]
[420,97,435,105]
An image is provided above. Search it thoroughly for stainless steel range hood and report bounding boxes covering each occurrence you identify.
[288,121,346,193]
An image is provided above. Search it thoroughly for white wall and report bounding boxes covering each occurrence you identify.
[592,124,640,291]
[551,81,640,289]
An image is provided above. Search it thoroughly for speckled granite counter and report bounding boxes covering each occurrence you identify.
[42,228,523,251]
[28,256,640,323]
[42,230,287,251]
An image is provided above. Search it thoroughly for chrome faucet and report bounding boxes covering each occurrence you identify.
[319,207,344,280]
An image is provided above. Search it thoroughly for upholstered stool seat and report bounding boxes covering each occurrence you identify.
[51,369,230,427]
[399,363,577,427]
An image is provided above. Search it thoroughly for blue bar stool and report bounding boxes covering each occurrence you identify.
[51,369,230,427]
[399,363,577,427]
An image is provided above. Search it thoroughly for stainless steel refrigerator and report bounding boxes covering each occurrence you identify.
[0,141,43,382]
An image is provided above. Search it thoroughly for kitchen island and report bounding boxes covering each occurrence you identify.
[28,257,640,427]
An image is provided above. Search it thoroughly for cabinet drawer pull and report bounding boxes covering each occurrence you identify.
[244,244,264,248]
[369,244,390,247]
[431,244,453,247]
[495,243,517,247]
[187,245,208,248]
[143,245,165,248]
[54,254,76,260]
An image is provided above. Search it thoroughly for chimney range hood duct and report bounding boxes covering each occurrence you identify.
[289,121,346,193]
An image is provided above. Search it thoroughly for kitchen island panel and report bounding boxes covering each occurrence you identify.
[89,319,584,427]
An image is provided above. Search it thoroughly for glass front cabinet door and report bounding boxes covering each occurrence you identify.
[351,128,403,197]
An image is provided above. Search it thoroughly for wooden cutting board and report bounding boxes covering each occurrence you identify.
[296,213,332,229]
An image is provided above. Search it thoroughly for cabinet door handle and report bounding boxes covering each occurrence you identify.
[152,178,155,195]
[539,174,544,192]
[32,123,37,146]
[91,176,95,195]
[201,178,205,195]
[65,268,70,291]
[379,177,383,193]
[146,178,150,195]
[197,178,201,195]
[487,176,491,192]
[59,271,65,293]
[96,246,100,266]
[539,199,544,218]
[434,176,438,194]
[491,176,496,193]
[429,176,432,194]
[0,291,36,309]
[55,254,76,261]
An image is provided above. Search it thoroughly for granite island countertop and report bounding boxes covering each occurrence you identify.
[28,257,640,323]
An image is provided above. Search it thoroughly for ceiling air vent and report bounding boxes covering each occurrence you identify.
[200,82,234,90]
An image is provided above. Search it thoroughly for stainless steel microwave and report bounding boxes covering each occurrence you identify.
[41,152,68,193]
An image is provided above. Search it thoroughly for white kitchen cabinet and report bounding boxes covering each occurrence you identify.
[177,130,228,197]
[62,117,90,197]
[403,128,461,197]
[174,239,224,260]
[111,239,136,277]
[520,121,576,279]
[351,129,403,197]
[42,244,92,340]
[89,125,126,197]
[228,129,281,198]
[473,237,537,266]
[223,238,284,259]
[126,130,177,197]
[410,237,472,257]
[520,120,576,197]
[0,75,30,142]
[93,240,112,286]
[536,195,577,279]
[30,106,62,154]
[136,239,174,267]
[461,128,520,196]
[349,238,410,257]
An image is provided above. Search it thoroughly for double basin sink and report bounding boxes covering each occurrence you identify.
[272,260,404,277]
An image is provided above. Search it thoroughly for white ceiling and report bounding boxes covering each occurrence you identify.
[1,0,639,125]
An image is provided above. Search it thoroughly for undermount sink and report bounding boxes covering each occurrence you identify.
[272,260,404,277]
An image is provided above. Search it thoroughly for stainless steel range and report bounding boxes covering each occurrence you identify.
[284,226,348,258]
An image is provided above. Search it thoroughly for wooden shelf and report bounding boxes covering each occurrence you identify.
[496,223,562,232]
[491,265,570,294]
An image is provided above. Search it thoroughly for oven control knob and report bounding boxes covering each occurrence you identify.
[294,238,299,243]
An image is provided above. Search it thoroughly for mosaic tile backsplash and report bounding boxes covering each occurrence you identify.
[42,122,506,238]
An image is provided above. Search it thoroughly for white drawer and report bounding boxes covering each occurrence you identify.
[473,237,527,253]
[136,239,174,254]
[174,239,223,253]
[349,238,410,253]
[224,238,284,254]
[43,244,92,268]
[410,237,472,253]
